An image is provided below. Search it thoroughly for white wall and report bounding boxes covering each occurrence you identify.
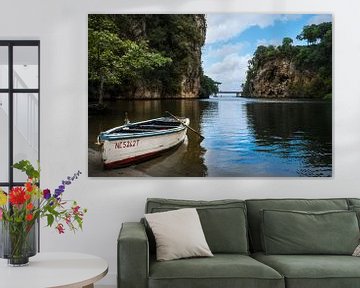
[1,0,360,285]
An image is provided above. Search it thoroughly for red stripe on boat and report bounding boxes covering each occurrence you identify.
[104,151,160,169]
[103,140,185,169]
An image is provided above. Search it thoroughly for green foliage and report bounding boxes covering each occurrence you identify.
[12,160,40,180]
[88,15,172,103]
[279,37,296,58]
[282,37,293,46]
[88,14,206,99]
[295,23,332,74]
[199,74,220,98]
[296,22,332,44]
[242,22,332,99]
[88,30,123,85]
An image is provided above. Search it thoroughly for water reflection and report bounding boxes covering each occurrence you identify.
[88,99,208,176]
[245,101,332,176]
[88,97,332,177]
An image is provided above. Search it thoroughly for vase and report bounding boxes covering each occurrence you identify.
[0,220,37,266]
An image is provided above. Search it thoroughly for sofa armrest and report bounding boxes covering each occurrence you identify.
[118,222,149,288]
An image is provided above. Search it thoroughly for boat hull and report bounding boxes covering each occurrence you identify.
[101,126,188,169]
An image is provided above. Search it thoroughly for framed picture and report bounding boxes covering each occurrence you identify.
[88,14,332,177]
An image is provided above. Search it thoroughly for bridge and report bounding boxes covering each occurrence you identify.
[214,91,242,97]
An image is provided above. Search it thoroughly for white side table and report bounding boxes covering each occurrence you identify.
[0,252,108,288]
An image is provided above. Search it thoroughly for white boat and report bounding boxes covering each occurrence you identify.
[97,116,190,169]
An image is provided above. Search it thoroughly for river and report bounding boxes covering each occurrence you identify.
[88,96,332,177]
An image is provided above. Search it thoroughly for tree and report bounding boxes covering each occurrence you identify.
[199,75,220,98]
[282,37,293,47]
[296,22,332,45]
[295,22,332,72]
[279,37,295,58]
[88,16,172,105]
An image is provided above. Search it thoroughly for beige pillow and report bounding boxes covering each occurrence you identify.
[353,244,360,256]
[145,208,213,261]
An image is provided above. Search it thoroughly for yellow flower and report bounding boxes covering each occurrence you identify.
[0,190,7,206]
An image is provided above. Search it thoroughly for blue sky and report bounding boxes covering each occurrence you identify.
[202,14,332,91]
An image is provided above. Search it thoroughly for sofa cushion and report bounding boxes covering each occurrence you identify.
[149,254,284,288]
[246,198,349,252]
[347,198,360,207]
[146,198,249,254]
[347,199,360,229]
[145,208,213,261]
[348,205,360,228]
[252,252,360,288]
[261,209,359,255]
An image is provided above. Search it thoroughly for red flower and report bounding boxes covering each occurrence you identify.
[56,223,65,234]
[26,203,34,210]
[24,193,31,200]
[72,205,80,215]
[25,182,33,192]
[26,214,33,221]
[9,187,26,205]
[65,214,71,225]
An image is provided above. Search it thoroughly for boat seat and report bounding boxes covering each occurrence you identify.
[139,125,179,129]
[117,129,150,133]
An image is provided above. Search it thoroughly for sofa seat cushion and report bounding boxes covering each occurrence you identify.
[149,254,284,288]
[252,252,360,288]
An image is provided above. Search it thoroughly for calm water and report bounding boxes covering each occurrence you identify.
[88,96,332,177]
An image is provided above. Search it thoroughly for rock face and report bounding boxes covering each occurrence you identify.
[178,15,206,99]
[246,57,314,98]
[133,86,162,99]
[119,15,206,99]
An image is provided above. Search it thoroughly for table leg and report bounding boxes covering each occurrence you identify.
[82,284,94,288]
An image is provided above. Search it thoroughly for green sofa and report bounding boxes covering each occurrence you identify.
[118,198,360,288]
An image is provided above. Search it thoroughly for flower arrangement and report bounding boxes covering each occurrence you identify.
[0,160,87,265]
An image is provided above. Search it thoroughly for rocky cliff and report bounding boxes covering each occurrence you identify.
[245,57,314,98]
[179,15,206,98]
[242,22,332,99]
[90,14,207,100]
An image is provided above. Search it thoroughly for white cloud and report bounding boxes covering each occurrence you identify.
[203,14,306,90]
[205,42,246,58]
[206,14,295,44]
[206,53,251,90]
[308,14,332,25]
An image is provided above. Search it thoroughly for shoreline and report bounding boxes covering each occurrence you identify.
[89,96,331,102]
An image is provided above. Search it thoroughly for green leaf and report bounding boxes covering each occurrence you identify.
[47,214,55,227]
[13,160,40,180]
[46,205,60,217]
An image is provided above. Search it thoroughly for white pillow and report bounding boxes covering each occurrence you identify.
[145,208,213,261]
[353,244,360,256]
